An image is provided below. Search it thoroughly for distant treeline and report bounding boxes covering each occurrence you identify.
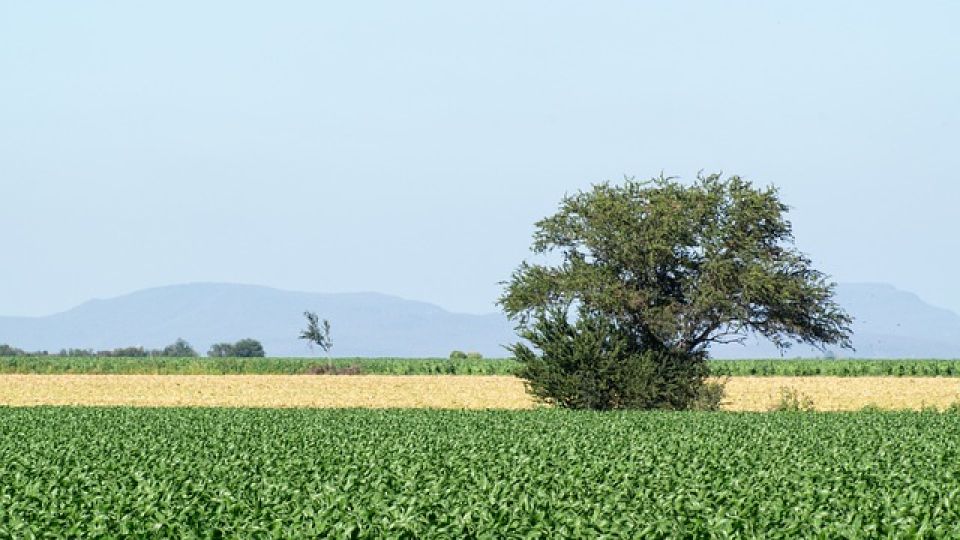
[0,338,265,359]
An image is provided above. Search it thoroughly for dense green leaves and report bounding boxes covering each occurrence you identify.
[1,408,959,538]
[160,339,198,358]
[500,174,853,354]
[512,308,710,409]
[710,358,960,377]
[207,339,266,358]
[500,174,853,410]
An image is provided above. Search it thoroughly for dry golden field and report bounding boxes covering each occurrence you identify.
[720,376,960,411]
[1,374,959,411]
[0,375,535,409]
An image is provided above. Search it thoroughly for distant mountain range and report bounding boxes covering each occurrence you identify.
[1,282,958,358]
[713,283,960,358]
[0,283,513,357]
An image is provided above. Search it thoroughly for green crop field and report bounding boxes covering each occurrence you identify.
[708,358,960,377]
[2,407,959,538]
[0,356,518,375]
[3,356,960,376]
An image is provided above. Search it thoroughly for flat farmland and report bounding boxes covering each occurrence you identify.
[2,374,960,411]
[0,375,534,409]
[2,407,959,537]
[5,356,960,376]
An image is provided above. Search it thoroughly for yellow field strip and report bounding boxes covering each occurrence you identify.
[0,375,535,409]
[721,376,960,411]
[1,375,959,411]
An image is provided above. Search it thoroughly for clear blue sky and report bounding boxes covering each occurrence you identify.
[2,1,958,316]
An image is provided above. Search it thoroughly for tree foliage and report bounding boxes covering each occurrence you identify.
[501,173,852,409]
[299,312,332,353]
[207,343,235,358]
[512,307,709,410]
[208,339,266,358]
[232,339,266,358]
[0,344,27,357]
[161,338,198,358]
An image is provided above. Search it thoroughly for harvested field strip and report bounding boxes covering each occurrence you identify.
[0,375,535,409]
[722,377,960,411]
[3,375,960,410]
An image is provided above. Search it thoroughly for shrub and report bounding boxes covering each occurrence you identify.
[305,363,362,375]
[510,307,708,410]
[465,352,483,360]
[771,387,815,412]
[449,350,468,360]
[691,380,727,411]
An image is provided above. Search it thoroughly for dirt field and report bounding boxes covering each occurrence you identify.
[1,375,959,411]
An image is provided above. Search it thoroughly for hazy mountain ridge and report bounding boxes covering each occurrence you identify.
[0,282,958,358]
[0,283,514,357]
[714,283,960,358]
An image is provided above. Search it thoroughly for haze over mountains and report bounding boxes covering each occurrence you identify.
[1,282,958,358]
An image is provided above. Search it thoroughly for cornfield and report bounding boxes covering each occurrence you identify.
[3,356,960,376]
[1,407,959,537]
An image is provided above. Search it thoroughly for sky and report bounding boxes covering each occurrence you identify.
[1,1,958,317]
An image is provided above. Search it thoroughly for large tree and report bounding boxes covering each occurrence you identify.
[500,173,852,409]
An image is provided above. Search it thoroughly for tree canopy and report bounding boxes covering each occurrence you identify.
[161,338,198,358]
[208,339,266,358]
[299,312,332,353]
[500,173,852,357]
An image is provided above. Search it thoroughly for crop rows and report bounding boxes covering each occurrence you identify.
[0,357,518,375]
[3,356,960,377]
[708,358,960,377]
[1,407,959,538]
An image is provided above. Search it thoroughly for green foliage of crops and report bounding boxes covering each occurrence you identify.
[0,356,519,375]
[709,358,960,377]
[1,408,959,538]
[3,356,960,376]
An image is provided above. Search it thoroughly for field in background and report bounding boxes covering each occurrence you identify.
[4,356,960,376]
[3,374,960,411]
[0,356,517,375]
[2,407,958,537]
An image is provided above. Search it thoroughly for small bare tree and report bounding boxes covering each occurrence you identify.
[299,311,332,368]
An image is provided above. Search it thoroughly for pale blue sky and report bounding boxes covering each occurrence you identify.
[2,1,958,316]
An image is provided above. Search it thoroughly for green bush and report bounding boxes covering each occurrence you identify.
[510,307,708,410]
[771,387,815,412]
[465,352,483,360]
[691,380,727,411]
[448,350,467,360]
